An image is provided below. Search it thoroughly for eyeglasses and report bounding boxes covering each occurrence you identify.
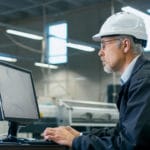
[100,38,121,49]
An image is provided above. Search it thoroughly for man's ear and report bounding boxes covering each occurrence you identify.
[123,39,130,53]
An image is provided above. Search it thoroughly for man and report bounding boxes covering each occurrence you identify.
[43,12,150,149]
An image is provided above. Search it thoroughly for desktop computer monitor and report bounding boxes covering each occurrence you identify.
[0,61,40,142]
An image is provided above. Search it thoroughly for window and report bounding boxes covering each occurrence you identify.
[47,22,68,64]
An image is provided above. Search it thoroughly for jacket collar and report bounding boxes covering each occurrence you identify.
[116,54,148,109]
[130,54,147,77]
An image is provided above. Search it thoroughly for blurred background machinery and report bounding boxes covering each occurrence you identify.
[19,99,118,138]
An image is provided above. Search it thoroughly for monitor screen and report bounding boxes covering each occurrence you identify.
[0,61,40,142]
[0,61,40,124]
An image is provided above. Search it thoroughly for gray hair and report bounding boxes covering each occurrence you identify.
[116,35,144,55]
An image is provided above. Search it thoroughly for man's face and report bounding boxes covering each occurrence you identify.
[98,36,125,73]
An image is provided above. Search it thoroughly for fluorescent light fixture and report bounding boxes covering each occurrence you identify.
[67,42,95,52]
[34,62,58,69]
[6,28,95,52]
[0,56,17,62]
[6,29,43,40]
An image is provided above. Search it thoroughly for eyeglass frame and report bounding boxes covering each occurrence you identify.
[100,38,122,50]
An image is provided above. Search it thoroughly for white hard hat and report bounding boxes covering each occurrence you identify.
[92,12,147,42]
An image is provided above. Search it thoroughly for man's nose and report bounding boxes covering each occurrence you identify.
[98,48,103,56]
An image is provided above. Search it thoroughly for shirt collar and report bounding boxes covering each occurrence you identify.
[120,55,140,85]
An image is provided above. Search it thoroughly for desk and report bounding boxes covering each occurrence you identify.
[0,144,68,150]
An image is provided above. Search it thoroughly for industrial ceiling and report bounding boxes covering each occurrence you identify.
[0,0,149,65]
[0,0,149,22]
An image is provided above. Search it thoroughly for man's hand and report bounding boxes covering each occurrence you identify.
[65,126,80,137]
[42,126,80,147]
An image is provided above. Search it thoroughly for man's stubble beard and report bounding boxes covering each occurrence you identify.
[103,65,113,74]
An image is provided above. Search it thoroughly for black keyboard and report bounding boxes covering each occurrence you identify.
[0,141,20,145]
[0,138,58,145]
[25,139,58,145]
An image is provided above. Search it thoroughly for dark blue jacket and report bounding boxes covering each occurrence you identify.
[72,55,150,150]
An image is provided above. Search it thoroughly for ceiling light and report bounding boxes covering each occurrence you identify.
[0,56,17,62]
[6,29,43,40]
[6,29,96,52]
[34,62,58,69]
[66,42,95,52]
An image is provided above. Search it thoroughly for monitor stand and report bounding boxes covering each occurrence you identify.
[2,121,18,142]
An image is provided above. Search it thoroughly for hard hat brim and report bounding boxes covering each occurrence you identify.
[92,33,101,42]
